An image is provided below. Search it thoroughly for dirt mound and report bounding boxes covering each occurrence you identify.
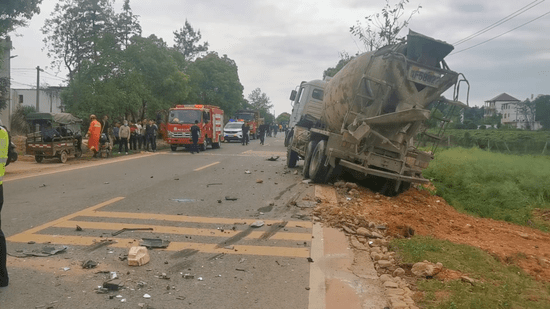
[314,184,550,282]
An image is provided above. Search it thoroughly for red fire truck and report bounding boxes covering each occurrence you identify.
[234,109,263,139]
[164,104,224,151]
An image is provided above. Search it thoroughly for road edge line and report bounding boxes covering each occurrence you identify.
[308,222,326,309]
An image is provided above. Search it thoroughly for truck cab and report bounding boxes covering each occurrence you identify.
[285,79,326,147]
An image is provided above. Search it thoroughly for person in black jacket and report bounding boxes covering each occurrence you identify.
[258,124,267,145]
[241,122,250,145]
[190,120,201,154]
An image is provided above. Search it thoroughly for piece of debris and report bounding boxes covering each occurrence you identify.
[266,156,279,161]
[82,260,98,269]
[140,238,170,249]
[110,271,118,279]
[244,170,251,174]
[197,277,203,281]
[103,279,124,290]
[143,294,151,299]
[62,267,70,271]
[112,227,154,236]
[250,221,264,228]
[104,182,109,184]
[236,268,246,272]
[158,273,170,280]
[293,171,298,175]
[128,246,150,266]
[207,183,223,187]
[39,184,46,188]
[217,200,222,203]
[76,225,83,232]
[9,245,68,258]
[183,274,194,279]
[172,198,196,203]
[256,179,263,184]
[27,241,35,244]
[302,179,312,184]
[307,257,314,263]
[225,196,238,201]
[174,178,180,181]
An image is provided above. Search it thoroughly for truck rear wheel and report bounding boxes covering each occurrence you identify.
[302,140,317,179]
[171,145,178,151]
[212,137,221,149]
[59,151,68,163]
[286,136,298,168]
[309,140,329,183]
[35,155,43,163]
[200,139,207,151]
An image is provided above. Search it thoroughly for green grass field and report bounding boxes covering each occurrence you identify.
[390,236,550,309]
[423,147,550,230]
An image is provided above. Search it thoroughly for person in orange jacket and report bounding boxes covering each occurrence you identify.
[86,114,101,157]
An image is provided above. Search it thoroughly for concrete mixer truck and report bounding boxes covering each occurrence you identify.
[286,30,469,194]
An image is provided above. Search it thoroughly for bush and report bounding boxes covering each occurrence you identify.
[424,148,550,229]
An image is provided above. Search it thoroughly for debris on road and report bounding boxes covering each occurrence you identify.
[266,156,279,161]
[158,273,170,280]
[250,221,264,228]
[182,274,194,279]
[10,245,68,258]
[112,227,154,236]
[140,238,170,249]
[256,179,263,183]
[172,198,196,203]
[103,279,124,290]
[81,260,98,269]
[128,246,150,266]
[143,294,151,299]
[207,183,223,187]
[76,225,83,231]
[225,196,238,201]
[244,170,251,174]
[307,257,314,263]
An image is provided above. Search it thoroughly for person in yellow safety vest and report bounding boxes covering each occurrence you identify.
[0,126,9,287]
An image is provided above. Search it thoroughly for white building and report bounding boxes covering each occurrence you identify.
[484,93,541,130]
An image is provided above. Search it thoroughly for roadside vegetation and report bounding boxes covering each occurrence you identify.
[423,147,550,231]
[390,236,550,309]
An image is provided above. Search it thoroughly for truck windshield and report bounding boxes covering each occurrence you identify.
[169,110,201,124]
[235,113,255,121]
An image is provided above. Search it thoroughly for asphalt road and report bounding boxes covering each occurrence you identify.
[0,135,316,309]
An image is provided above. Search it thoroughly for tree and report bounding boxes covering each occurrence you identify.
[350,0,421,51]
[516,99,537,130]
[115,0,141,48]
[185,52,244,117]
[0,0,42,38]
[276,112,290,125]
[247,88,272,112]
[323,52,354,78]
[173,20,209,61]
[42,0,117,78]
[534,95,550,130]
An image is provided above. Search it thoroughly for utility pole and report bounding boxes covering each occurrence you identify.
[36,66,43,112]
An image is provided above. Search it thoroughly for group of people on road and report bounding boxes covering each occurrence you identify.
[87,115,158,157]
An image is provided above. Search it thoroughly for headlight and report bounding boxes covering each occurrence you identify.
[168,131,174,138]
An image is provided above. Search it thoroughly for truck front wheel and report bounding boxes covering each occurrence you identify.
[302,140,317,179]
[171,145,178,151]
[309,140,329,183]
[286,136,298,168]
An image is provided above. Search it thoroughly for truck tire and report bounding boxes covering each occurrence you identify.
[302,140,317,179]
[286,136,298,168]
[309,140,329,183]
[171,145,178,151]
[59,151,68,163]
[212,137,221,149]
[35,155,43,163]
[200,139,207,151]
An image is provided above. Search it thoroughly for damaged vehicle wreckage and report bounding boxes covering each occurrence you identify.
[286,30,469,194]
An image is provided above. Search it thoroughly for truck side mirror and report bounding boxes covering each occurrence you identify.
[289,90,297,101]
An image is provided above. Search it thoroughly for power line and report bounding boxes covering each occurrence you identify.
[453,0,545,46]
[451,10,550,55]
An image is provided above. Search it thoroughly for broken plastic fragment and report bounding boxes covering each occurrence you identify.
[250,221,264,228]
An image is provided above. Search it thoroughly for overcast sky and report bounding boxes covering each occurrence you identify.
[8,0,550,115]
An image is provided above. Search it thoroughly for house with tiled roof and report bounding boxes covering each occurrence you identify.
[484,93,541,130]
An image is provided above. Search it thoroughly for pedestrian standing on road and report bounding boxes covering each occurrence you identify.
[101,115,112,150]
[86,115,101,158]
[0,125,9,287]
[129,121,137,150]
[135,120,142,150]
[258,124,267,145]
[190,120,201,154]
[241,122,250,145]
[113,122,120,148]
[140,119,147,150]
[273,123,278,137]
[146,120,158,152]
[118,120,130,154]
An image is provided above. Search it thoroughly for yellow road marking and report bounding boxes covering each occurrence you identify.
[52,220,312,241]
[8,234,310,258]
[85,211,313,229]
[194,161,220,171]
[10,197,124,236]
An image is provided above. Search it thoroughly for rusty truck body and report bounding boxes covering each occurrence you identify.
[286,30,469,194]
